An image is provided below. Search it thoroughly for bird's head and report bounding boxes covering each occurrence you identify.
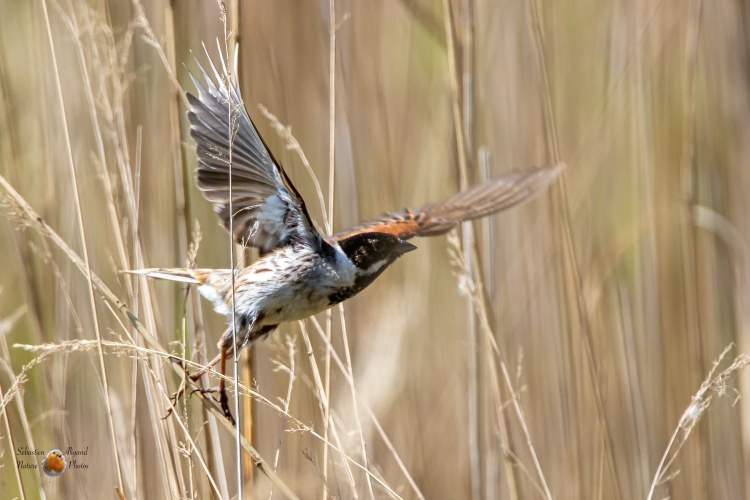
[336,232,417,279]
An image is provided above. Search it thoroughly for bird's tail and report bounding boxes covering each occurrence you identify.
[123,268,233,315]
[123,268,214,284]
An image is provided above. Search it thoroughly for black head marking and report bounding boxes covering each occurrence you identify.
[336,232,415,270]
[329,233,417,305]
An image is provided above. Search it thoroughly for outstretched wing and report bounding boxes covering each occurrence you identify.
[188,45,322,254]
[332,164,564,241]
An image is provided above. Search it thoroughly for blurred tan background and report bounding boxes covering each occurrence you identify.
[2,0,750,499]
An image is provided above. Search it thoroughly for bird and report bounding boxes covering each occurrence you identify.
[41,449,67,482]
[126,49,564,424]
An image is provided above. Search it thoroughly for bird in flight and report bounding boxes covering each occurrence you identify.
[127,50,564,424]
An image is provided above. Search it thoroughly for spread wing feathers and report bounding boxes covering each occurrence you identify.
[187,43,322,255]
[333,163,565,241]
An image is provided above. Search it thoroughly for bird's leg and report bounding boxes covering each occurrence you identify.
[191,347,235,425]
[183,321,254,425]
[165,347,231,419]
[217,347,234,425]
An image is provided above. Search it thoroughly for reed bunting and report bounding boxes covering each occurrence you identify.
[127,50,564,424]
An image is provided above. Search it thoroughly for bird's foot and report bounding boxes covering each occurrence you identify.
[163,381,188,419]
[191,386,235,426]
[163,369,210,419]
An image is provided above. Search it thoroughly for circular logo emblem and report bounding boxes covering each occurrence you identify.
[41,449,67,481]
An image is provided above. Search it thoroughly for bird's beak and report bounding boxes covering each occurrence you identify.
[396,240,418,255]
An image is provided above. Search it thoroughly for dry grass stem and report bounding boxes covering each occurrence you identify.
[647,344,750,499]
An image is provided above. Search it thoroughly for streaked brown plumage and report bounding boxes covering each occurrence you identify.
[127,46,564,423]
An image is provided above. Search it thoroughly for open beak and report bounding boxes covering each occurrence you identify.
[396,240,418,255]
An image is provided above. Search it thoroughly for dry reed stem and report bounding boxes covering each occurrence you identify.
[225,25,243,500]
[322,0,337,494]
[39,0,125,495]
[226,4,258,485]
[0,173,301,500]
[214,3,245,497]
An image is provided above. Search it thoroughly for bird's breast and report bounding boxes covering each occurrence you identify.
[237,249,355,325]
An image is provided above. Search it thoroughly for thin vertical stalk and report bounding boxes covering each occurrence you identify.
[227,0,257,489]
[219,3,243,497]
[39,0,125,496]
[323,0,337,496]
[461,0,484,497]
[441,1,487,498]
[131,126,142,499]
